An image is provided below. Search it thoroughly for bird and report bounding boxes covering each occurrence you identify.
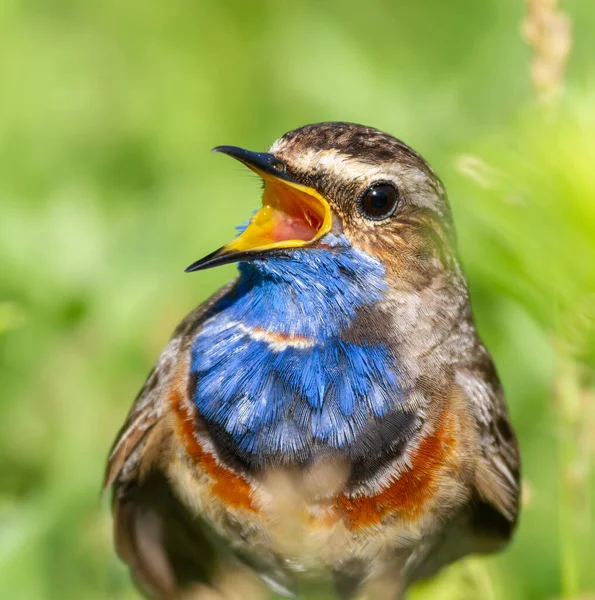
[104,122,520,600]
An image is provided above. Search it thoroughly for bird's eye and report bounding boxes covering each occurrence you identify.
[358,182,399,220]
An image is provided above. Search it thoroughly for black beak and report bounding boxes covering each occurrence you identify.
[211,146,292,181]
[185,247,289,272]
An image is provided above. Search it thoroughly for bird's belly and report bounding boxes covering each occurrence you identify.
[167,450,430,574]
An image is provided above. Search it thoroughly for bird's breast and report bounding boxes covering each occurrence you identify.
[167,245,474,563]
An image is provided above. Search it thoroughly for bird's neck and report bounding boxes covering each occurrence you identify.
[190,236,405,464]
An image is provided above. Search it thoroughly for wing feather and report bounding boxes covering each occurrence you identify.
[456,358,521,538]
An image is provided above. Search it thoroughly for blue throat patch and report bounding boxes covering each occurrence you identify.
[190,234,402,457]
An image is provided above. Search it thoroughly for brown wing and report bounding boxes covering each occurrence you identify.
[456,352,521,544]
[103,281,238,598]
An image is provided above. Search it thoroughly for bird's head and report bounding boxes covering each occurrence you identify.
[187,122,458,291]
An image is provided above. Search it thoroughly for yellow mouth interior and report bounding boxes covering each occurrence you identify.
[226,175,332,253]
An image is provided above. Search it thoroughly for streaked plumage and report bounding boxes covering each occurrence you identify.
[104,122,520,599]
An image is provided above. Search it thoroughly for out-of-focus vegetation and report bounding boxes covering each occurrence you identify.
[0,0,594,598]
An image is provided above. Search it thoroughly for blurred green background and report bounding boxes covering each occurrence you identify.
[1,0,594,598]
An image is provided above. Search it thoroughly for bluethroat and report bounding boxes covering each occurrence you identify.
[104,123,520,599]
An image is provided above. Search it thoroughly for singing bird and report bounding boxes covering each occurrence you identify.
[104,123,520,599]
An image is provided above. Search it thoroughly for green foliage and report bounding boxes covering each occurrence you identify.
[1,1,594,598]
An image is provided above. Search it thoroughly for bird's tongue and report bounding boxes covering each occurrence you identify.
[268,208,318,242]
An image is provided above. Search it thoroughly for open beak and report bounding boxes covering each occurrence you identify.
[185,146,332,272]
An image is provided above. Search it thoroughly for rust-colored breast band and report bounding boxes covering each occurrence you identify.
[336,407,457,528]
[169,386,257,513]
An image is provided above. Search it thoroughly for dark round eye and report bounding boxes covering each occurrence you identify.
[358,182,399,220]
